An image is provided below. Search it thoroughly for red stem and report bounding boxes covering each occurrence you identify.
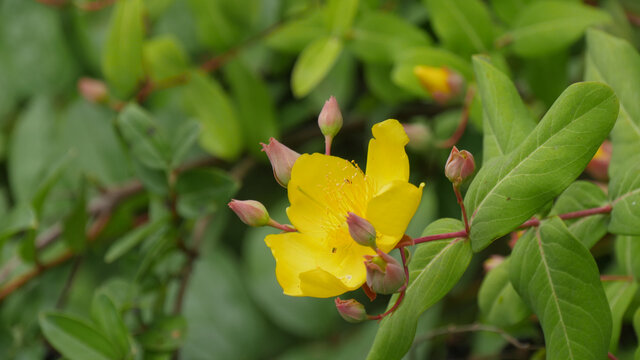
[368,246,409,321]
[608,352,618,360]
[324,136,332,156]
[413,230,468,245]
[453,185,470,234]
[437,87,475,148]
[267,220,296,233]
[519,204,612,229]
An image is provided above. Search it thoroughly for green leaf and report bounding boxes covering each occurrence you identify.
[424,0,494,56]
[186,0,251,51]
[549,181,609,249]
[169,120,199,169]
[367,219,472,360]
[510,218,612,360]
[31,154,71,216]
[509,1,611,58]
[615,235,640,279]
[102,0,145,98]
[349,11,431,64]
[608,160,640,235]
[104,218,169,263]
[392,47,472,97]
[139,316,187,352]
[523,50,569,106]
[585,30,640,176]
[39,312,120,360]
[364,63,413,104]
[175,168,239,218]
[0,203,36,243]
[117,104,171,170]
[291,36,343,98]
[182,71,243,160]
[265,12,325,53]
[472,56,535,162]
[223,59,279,156]
[478,258,530,327]
[489,0,529,26]
[634,307,640,360]
[324,0,358,36]
[63,183,88,253]
[465,82,618,251]
[143,35,189,83]
[604,280,638,352]
[91,293,131,358]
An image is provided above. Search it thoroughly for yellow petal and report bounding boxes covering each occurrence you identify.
[287,153,370,236]
[299,268,353,298]
[365,119,410,191]
[366,180,424,252]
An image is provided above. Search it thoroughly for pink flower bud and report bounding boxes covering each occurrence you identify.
[78,77,108,103]
[346,212,377,248]
[364,249,406,295]
[403,123,432,151]
[318,96,343,138]
[334,298,368,323]
[228,199,271,227]
[260,138,300,187]
[586,140,611,181]
[445,146,475,186]
[413,66,464,104]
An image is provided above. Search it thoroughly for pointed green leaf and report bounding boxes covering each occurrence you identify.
[465,82,618,251]
[91,293,131,357]
[510,218,612,360]
[102,0,145,98]
[349,11,431,64]
[40,312,120,360]
[549,181,609,249]
[615,235,640,279]
[175,168,239,218]
[182,71,243,160]
[104,218,169,263]
[604,280,637,352]
[291,36,343,98]
[478,257,530,327]
[117,104,171,170]
[424,0,494,56]
[473,56,535,162]
[265,12,325,53]
[324,0,358,36]
[509,1,610,58]
[367,219,472,360]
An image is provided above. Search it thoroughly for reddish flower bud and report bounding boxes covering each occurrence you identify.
[78,77,108,103]
[228,199,270,227]
[586,140,611,181]
[260,138,300,187]
[445,146,475,186]
[364,249,406,295]
[413,65,464,104]
[346,212,377,248]
[403,122,432,151]
[334,298,368,323]
[318,96,343,138]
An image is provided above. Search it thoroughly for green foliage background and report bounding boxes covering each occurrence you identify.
[0,0,639,359]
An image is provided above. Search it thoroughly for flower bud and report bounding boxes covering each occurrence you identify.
[228,199,270,227]
[78,77,108,103]
[586,140,611,181]
[364,249,406,295]
[260,138,300,187]
[318,96,343,138]
[334,298,368,323]
[346,212,377,248]
[403,122,432,151]
[413,65,464,104]
[445,146,475,186]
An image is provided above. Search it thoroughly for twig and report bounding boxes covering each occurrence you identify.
[436,86,475,148]
[412,323,532,351]
[600,275,633,282]
[518,204,612,229]
[173,215,210,315]
[627,12,640,27]
[55,257,84,308]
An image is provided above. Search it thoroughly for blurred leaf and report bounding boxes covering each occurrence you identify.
[266,12,326,53]
[367,219,472,360]
[132,158,169,195]
[392,47,472,97]
[169,121,200,169]
[349,10,431,64]
[549,181,609,249]
[291,36,343,98]
[186,0,251,51]
[608,161,640,236]
[465,82,618,251]
[424,0,494,56]
[307,51,357,111]
[224,59,279,156]
[601,0,637,45]
[144,0,175,19]
[509,1,610,58]
[478,258,530,327]
[0,203,36,244]
[91,293,132,358]
[105,218,169,263]
[0,47,17,119]
[118,104,171,170]
[523,50,569,106]
[324,0,359,36]
[63,182,88,253]
[143,36,189,83]
[39,312,120,360]
[489,0,528,26]
[182,71,243,160]
[102,0,145,98]
[605,280,638,352]
[616,235,640,279]
[364,64,413,104]
[175,169,240,218]
[0,0,78,97]
[152,0,201,54]
[510,218,611,360]
[31,155,71,217]
[135,226,173,279]
[473,56,535,162]
[139,316,187,352]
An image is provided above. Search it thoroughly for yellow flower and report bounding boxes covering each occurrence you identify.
[413,65,464,104]
[265,119,424,298]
